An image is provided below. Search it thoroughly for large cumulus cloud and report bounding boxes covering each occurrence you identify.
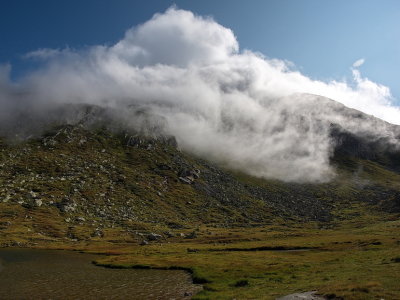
[0,7,399,182]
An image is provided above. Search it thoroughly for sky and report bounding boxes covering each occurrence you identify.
[1,2,400,182]
[1,0,399,101]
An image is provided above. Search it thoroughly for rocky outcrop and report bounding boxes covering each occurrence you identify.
[179,168,200,184]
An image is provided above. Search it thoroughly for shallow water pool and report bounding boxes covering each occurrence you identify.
[0,248,201,300]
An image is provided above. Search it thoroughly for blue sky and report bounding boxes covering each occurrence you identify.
[1,0,399,101]
[1,2,399,180]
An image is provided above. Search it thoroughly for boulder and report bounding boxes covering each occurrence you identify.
[147,233,162,241]
[34,199,43,207]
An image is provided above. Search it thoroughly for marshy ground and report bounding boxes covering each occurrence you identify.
[89,216,400,299]
[2,207,398,299]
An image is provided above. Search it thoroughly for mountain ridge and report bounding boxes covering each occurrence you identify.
[1,103,400,244]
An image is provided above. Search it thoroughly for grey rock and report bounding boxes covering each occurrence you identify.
[2,195,10,203]
[179,177,193,184]
[147,233,162,241]
[29,191,38,199]
[91,228,104,237]
[276,291,325,300]
[59,201,77,213]
[178,168,201,184]
[76,216,86,222]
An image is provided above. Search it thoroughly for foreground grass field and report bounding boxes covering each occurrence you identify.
[1,201,400,299]
[9,206,393,300]
[89,220,400,299]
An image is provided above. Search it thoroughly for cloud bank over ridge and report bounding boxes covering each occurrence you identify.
[0,7,399,182]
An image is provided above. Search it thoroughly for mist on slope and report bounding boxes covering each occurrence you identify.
[0,7,399,182]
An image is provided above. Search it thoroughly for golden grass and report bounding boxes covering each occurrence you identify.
[85,215,400,299]
[1,199,400,299]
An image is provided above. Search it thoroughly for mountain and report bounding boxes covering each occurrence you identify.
[1,95,400,246]
[1,95,400,299]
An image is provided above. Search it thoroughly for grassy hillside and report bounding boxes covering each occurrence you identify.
[1,124,400,299]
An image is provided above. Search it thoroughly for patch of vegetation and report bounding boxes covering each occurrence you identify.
[391,257,400,263]
[1,125,400,299]
[233,279,249,287]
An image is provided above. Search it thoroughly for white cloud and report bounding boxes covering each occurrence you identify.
[111,8,238,67]
[352,58,365,68]
[23,48,66,60]
[1,7,399,182]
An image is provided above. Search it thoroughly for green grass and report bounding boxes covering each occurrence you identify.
[1,126,400,299]
[88,217,400,300]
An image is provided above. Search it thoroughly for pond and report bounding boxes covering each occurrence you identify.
[0,248,202,299]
